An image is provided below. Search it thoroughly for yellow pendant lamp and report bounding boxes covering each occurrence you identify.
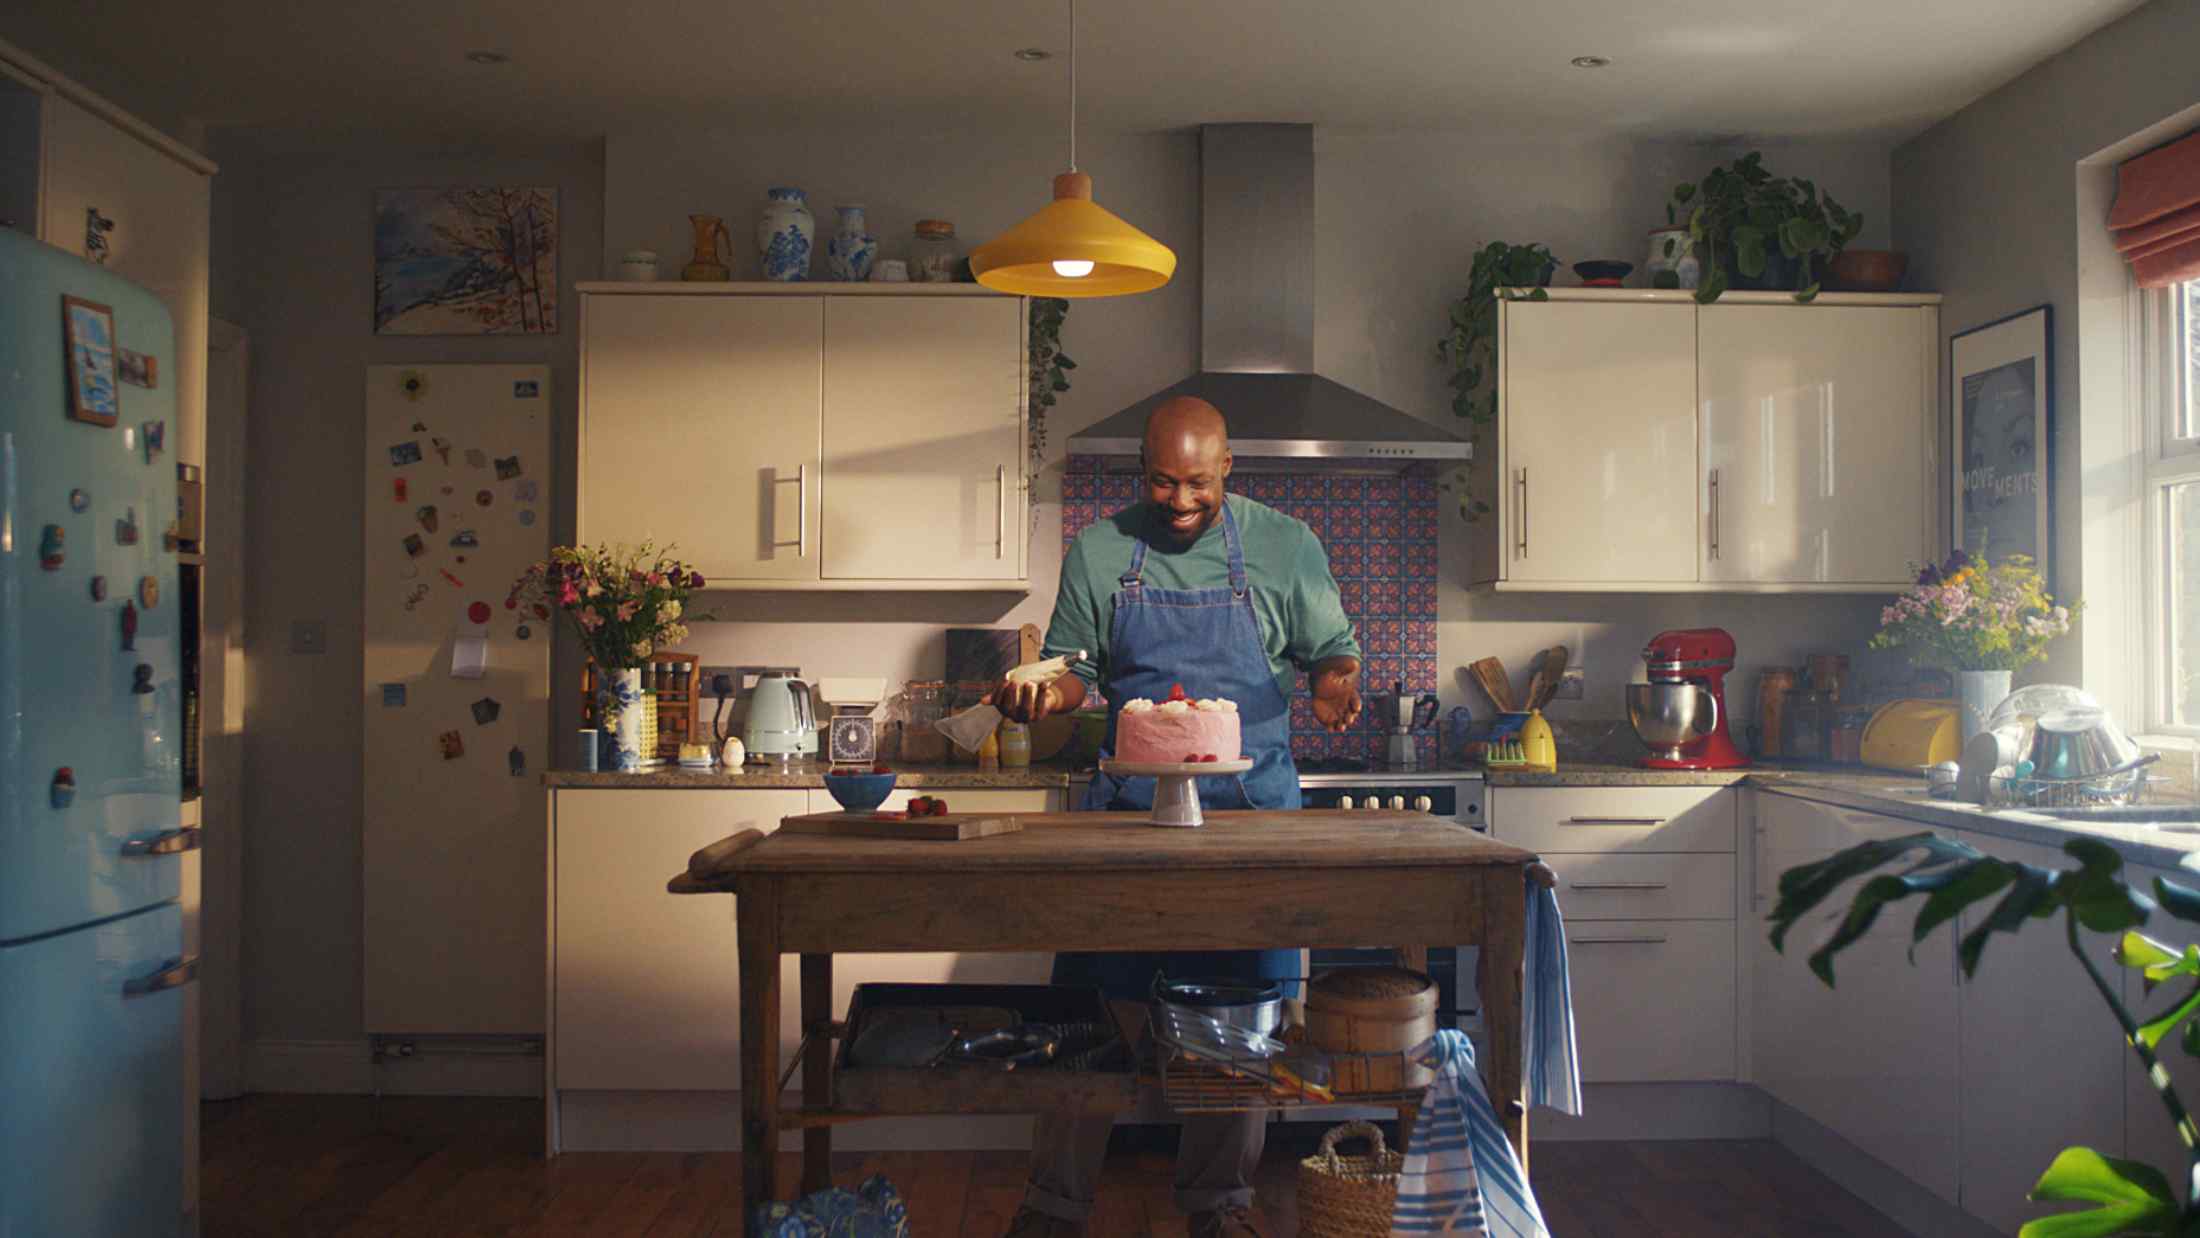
[971,0,1175,298]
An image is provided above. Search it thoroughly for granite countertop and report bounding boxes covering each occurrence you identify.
[544,760,1078,790]
[1485,761,1756,788]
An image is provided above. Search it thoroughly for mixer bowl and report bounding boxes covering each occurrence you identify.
[1627,682,1714,760]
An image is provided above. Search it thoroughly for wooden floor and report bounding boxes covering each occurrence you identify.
[200,1095,1901,1237]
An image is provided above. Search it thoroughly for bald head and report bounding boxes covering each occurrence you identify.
[1141,397,1232,545]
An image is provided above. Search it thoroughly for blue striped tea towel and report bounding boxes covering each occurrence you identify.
[1389,1029,1550,1237]
[1524,877,1582,1117]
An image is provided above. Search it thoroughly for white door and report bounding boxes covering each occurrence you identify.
[1500,300,1698,584]
[821,296,1025,581]
[1750,795,1960,1203]
[1697,305,1932,585]
[580,294,822,582]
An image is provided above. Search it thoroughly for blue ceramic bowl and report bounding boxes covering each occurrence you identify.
[822,771,897,813]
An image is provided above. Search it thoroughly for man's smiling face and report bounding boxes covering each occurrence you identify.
[1142,400,1232,546]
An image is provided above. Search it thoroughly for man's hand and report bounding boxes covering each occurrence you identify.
[1310,657,1362,733]
[988,673,1087,724]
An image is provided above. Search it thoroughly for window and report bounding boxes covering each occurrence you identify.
[2147,278,2200,732]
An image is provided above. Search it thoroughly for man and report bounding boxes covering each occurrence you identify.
[990,396,1363,1238]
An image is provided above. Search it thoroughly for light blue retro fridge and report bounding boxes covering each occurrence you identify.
[0,226,188,1235]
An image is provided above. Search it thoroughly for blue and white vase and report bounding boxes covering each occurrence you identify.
[595,667,646,772]
[825,205,879,282]
[757,188,815,282]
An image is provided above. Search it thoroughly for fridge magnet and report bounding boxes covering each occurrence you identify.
[61,295,120,426]
[137,575,159,608]
[141,420,165,463]
[513,478,539,503]
[402,583,430,610]
[399,370,429,401]
[381,682,407,707]
[517,509,537,527]
[464,448,487,469]
[411,420,427,433]
[115,507,139,545]
[493,455,522,480]
[401,532,425,558]
[471,696,502,725]
[431,436,452,464]
[450,529,479,549]
[515,623,531,640]
[1952,303,2054,586]
[51,768,75,809]
[399,562,420,580]
[132,663,155,694]
[162,519,181,552]
[89,575,107,601]
[514,380,540,398]
[69,488,89,512]
[440,568,466,588]
[475,489,494,508]
[415,504,440,533]
[38,524,64,570]
[389,441,423,467]
[373,188,559,336]
[116,348,157,388]
[85,208,114,263]
[508,745,526,776]
[466,600,492,624]
[437,730,465,760]
[440,485,454,496]
[393,477,408,502]
[121,600,138,650]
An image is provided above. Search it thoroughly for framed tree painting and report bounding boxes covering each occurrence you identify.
[373,187,558,335]
[1951,304,2051,582]
[61,295,120,426]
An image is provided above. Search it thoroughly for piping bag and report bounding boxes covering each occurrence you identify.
[936,650,1087,753]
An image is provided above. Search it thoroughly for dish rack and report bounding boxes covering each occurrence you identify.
[1149,1003,1428,1113]
[1987,768,2164,809]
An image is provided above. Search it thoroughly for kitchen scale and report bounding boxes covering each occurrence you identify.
[1097,758,1255,828]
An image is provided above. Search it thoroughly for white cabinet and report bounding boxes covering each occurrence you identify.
[821,297,1025,581]
[1697,305,1935,586]
[1566,918,1736,1081]
[578,286,1028,590]
[1489,299,1699,586]
[1749,794,1960,1204]
[1956,835,2126,1235]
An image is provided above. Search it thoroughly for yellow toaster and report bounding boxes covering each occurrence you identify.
[1860,699,1963,770]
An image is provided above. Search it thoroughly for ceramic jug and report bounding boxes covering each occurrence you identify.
[682,215,731,282]
[757,188,815,282]
[825,205,879,282]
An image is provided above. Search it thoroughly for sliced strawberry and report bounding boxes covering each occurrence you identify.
[1201,753,1219,763]
[1167,683,1188,702]
[1184,752,1201,763]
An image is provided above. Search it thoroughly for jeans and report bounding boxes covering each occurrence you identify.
[1021,1108,1265,1222]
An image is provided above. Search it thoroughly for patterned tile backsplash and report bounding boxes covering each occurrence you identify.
[1061,458,1440,764]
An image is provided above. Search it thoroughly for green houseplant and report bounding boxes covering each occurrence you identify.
[1771,833,2200,1234]
[1028,297,1073,475]
[1668,151,1862,303]
[1437,241,1557,518]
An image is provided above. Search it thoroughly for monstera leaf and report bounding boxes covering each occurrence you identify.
[2020,1147,2179,1237]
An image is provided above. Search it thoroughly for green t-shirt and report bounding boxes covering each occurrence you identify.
[1042,494,1361,701]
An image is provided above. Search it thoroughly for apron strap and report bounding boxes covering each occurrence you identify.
[1122,535,1148,589]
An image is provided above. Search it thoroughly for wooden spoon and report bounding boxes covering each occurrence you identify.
[1468,657,1514,712]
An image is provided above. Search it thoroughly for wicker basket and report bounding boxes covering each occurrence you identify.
[1297,1120,1402,1237]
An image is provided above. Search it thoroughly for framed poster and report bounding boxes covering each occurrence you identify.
[61,295,120,426]
[1951,304,2051,580]
[373,187,559,335]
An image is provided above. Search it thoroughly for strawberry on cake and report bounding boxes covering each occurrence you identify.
[1114,683,1242,764]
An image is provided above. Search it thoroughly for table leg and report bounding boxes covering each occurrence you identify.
[800,952,833,1194]
[739,883,783,1235]
[1477,868,1529,1169]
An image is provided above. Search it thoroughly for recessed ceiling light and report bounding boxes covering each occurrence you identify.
[1570,55,1611,69]
[466,50,510,65]
[1013,48,1052,61]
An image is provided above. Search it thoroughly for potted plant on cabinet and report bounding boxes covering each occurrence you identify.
[1437,241,1558,519]
[1667,150,1863,303]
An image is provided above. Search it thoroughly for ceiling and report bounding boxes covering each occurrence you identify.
[6,0,2149,145]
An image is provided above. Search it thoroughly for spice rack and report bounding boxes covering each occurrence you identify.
[581,652,700,762]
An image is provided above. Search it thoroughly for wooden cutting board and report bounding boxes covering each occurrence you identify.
[780,811,1025,842]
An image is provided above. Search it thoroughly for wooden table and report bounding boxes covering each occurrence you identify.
[672,809,1540,1236]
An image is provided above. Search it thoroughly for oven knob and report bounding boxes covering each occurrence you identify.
[1387,795,1406,810]
[1337,795,1355,810]
[1366,800,1384,812]
[1414,795,1433,813]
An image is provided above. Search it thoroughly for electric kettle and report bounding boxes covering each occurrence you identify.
[744,673,817,764]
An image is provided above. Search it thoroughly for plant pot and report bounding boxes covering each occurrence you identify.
[1646,227,1699,289]
[1727,247,1802,292]
[1956,670,2013,745]
[1827,249,1907,292]
[595,667,647,772]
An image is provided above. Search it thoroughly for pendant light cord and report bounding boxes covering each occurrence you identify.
[1067,0,1077,172]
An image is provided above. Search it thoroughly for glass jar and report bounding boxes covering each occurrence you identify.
[1829,706,1872,764]
[901,680,948,764]
[911,219,959,283]
[1782,688,1834,762]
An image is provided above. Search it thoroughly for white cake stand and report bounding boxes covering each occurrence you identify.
[1097,758,1255,828]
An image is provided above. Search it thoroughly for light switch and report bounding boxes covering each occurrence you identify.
[291,620,326,655]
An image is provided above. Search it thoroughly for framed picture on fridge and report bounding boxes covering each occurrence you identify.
[1950,304,2051,583]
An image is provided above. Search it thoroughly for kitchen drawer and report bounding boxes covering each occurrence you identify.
[1566,918,1737,1082]
[1492,786,1734,854]
[1544,852,1735,921]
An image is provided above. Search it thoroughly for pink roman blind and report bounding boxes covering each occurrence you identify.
[2111,128,2200,288]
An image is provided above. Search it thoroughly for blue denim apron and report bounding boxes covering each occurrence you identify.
[1055,503,1303,1001]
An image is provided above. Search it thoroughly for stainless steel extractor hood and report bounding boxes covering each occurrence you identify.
[1068,124,1469,474]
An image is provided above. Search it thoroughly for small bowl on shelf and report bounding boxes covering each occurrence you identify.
[1573,260,1634,288]
[822,770,897,812]
[1826,249,1907,292]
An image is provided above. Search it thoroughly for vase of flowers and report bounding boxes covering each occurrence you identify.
[511,543,707,771]
[1869,548,2075,741]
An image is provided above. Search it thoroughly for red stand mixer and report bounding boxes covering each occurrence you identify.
[1627,627,1750,770]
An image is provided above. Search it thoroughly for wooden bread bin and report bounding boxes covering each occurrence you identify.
[1303,967,1437,1095]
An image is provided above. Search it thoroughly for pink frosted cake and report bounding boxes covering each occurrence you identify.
[1116,690,1241,763]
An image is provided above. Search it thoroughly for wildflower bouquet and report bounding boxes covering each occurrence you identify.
[509,543,706,669]
[1868,548,2073,672]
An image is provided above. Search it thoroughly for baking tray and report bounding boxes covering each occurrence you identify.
[831,983,1138,1115]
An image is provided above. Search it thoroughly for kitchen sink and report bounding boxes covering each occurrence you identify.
[2029,803,2200,830]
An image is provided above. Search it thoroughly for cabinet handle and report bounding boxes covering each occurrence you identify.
[1516,468,1528,558]
[1569,881,1670,891]
[124,955,198,997]
[1563,816,1666,826]
[996,465,1008,559]
[1708,468,1720,560]
[121,827,201,857]
[1570,934,1668,945]
[797,464,809,558]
